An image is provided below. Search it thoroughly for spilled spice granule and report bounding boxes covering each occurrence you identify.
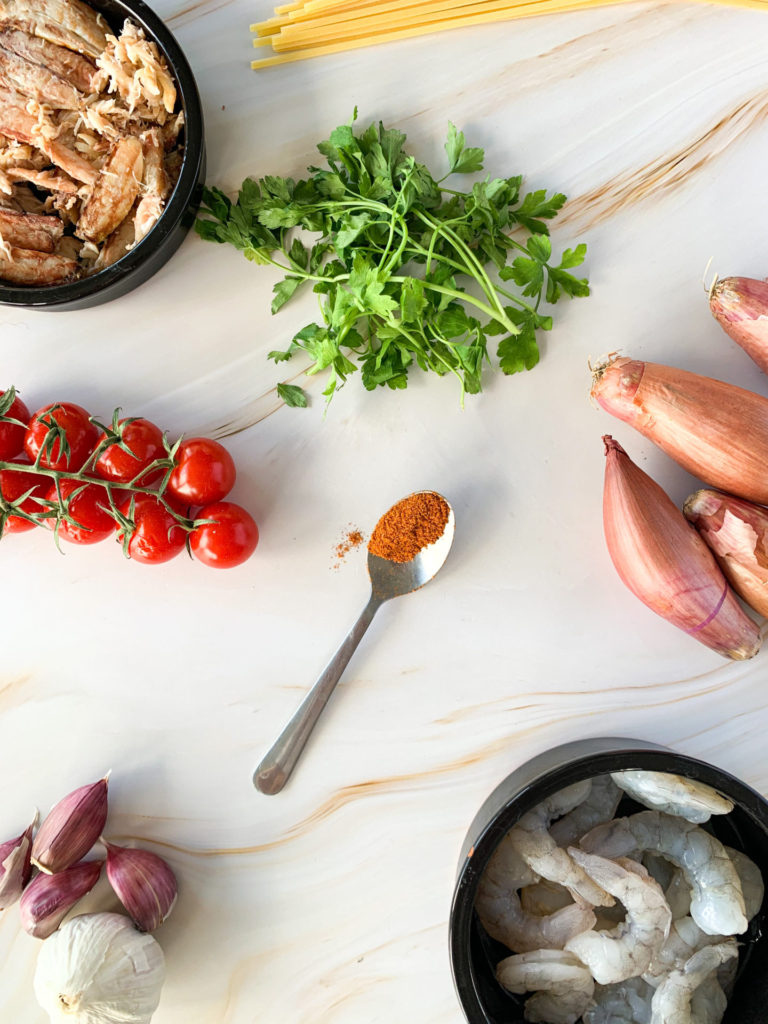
[368,492,450,563]
[333,526,365,568]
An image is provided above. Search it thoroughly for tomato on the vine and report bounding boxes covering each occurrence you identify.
[0,462,49,535]
[190,501,259,569]
[25,403,98,471]
[117,493,186,564]
[94,418,165,485]
[0,390,31,462]
[167,438,236,506]
[48,480,115,545]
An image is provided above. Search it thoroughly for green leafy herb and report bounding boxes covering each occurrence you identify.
[195,113,589,405]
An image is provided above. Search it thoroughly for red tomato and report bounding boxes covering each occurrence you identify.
[0,461,49,535]
[94,418,165,485]
[167,438,236,506]
[0,390,31,461]
[48,479,115,544]
[25,403,98,471]
[190,501,259,569]
[116,493,186,564]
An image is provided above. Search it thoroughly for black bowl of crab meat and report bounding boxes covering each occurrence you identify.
[0,0,204,309]
[449,736,768,1024]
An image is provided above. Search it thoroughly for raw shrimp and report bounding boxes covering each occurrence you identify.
[724,846,764,921]
[550,775,622,847]
[582,977,654,1024]
[580,811,747,935]
[507,781,613,908]
[475,836,596,953]
[563,852,671,984]
[649,941,737,1024]
[689,973,727,1024]
[611,771,733,824]
[664,870,691,920]
[520,880,574,916]
[643,916,725,987]
[496,948,594,1024]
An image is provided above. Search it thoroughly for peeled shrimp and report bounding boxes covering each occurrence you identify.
[611,771,733,824]
[689,973,727,1024]
[724,846,764,921]
[496,948,594,1024]
[649,941,737,1024]
[580,811,747,935]
[563,852,671,984]
[582,977,654,1024]
[507,782,613,908]
[643,916,726,988]
[475,836,596,953]
[550,775,622,848]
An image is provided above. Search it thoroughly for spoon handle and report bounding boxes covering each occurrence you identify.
[253,593,383,795]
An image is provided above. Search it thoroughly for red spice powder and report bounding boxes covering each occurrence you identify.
[368,492,450,563]
[332,526,365,568]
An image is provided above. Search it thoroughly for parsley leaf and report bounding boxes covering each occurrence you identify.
[195,114,590,407]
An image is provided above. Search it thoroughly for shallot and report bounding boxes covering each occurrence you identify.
[709,276,768,375]
[684,488,768,618]
[592,355,768,505]
[601,436,760,660]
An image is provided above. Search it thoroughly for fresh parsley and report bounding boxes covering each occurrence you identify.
[196,113,589,406]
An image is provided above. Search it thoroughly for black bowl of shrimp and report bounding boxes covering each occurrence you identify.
[449,737,768,1024]
[0,0,205,309]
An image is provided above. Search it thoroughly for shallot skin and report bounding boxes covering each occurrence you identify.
[684,488,768,619]
[592,356,768,505]
[710,277,768,375]
[602,437,760,661]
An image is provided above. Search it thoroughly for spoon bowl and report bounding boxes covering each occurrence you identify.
[254,491,454,794]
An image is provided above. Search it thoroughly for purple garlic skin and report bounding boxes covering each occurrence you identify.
[32,777,109,874]
[0,818,35,910]
[104,841,177,932]
[19,859,102,938]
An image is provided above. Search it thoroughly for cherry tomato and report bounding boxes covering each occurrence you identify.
[116,493,186,564]
[190,501,258,569]
[167,438,236,506]
[94,418,165,485]
[0,461,49,535]
[0,390,31,461]
[25,403,98,471]
[48,479,115,545]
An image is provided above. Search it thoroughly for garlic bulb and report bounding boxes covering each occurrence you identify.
[34,913,165,1024]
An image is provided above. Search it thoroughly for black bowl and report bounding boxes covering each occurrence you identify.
[0,0,205,310]
[449,737,768,1024]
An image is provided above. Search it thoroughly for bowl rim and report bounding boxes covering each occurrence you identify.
[448,736,768,1024]
[0,0,204,308]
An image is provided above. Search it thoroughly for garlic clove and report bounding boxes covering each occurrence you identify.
[602,436,761,661]
[684,489,768,618]
[34,912,165,1024]
[32,777,109,874]
[20,859,102,939]
[710,276,768,376]
[103,841,177,932]
[0,814,37,910]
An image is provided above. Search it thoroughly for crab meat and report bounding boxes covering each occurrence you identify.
[0,27,98,92]
[0,0,107,58]
[133,126,166,242]
[0,242,77,282]
[76,133,142,242]
[0,205,62,249]
[0,43,83,107]
[0,84,97,183]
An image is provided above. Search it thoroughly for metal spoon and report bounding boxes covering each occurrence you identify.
[253,491,455,795]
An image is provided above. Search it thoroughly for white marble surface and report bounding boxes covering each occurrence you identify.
[3,2,768,1021]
